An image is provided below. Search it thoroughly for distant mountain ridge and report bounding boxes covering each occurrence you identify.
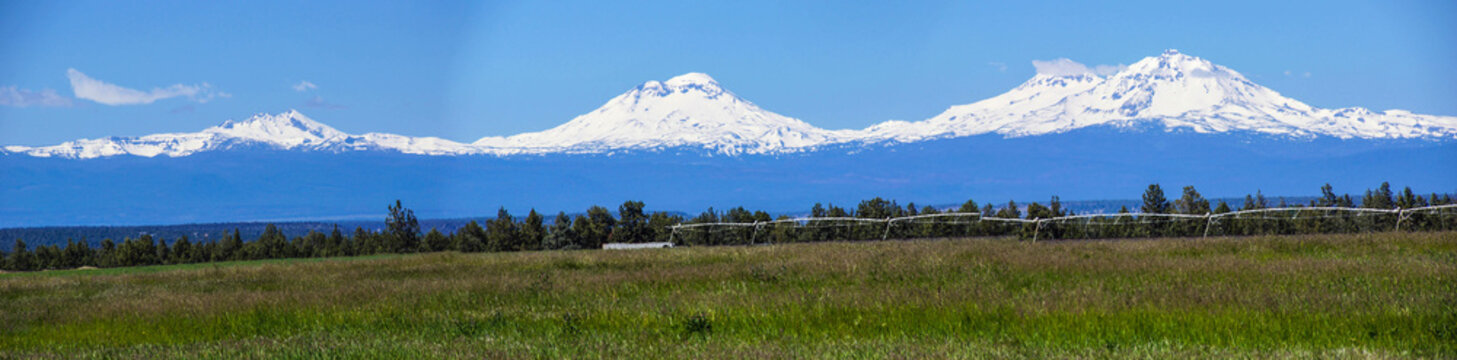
[5,50,1457,159]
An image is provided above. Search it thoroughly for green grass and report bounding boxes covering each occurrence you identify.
[2,232,1454,359]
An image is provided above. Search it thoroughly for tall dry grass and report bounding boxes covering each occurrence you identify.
[1,232,1453,358]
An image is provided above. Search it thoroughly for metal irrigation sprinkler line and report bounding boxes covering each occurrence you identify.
[1202,212,1215,238]
[662,204,1455,243]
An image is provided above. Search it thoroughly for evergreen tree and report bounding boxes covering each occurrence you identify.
[138,235,159,265]
[583,206,616,248]
[172,236,193,264]
[1363,182,1395,209]
[423,228,449,252]
[255,224,289,260]
[995,200,1021,219]
[352,227,372,255]
[1397,187,1423,209]
[34,245,58,270]
[99,239,116,267]
[454,221,487,252]
[570,214,595,248]
[646,212,682,243]
[155,237,171,265]
[615,201,648,243]
[1319,183,1340,207]
[325,225,346,257]
[1025,202,1054,219]
[959,199,980,213]
[221,229,244,261]
[386,200,421,252]
[544,212,575,250]
[487,207,519,252]
[1141,184,1170,214]
[856,197,895,219]
[1174,186,1211,215]
[9,239,32,269]
[522,209,546,250]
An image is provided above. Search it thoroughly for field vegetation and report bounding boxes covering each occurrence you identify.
[3,231,1454,358]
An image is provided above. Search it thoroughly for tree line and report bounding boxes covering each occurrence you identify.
[2,183,1453,272]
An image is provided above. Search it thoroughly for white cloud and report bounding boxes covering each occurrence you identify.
[1032,58,1125,76]
[66,68,226,106]
[988,62,1007,72]
[0,86,73,107]
[293,81,317,92]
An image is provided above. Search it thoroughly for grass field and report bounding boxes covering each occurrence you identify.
[2,232,1454,359]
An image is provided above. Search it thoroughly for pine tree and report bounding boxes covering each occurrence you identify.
[1397,187,1423,208]
[386,200,421,253]
[995,200,1021,219]
[172,236,193,264]
[959,199,980,213]
[1175,186,1211,215]
[222,229,244,261]
[522,209,546,250]
[423,228,449,252]
[544,212,575,250]
[584,206,616,248]
[155,236,171,265]
[487,207,518,252]
[1213,201,1232,214]
[1319,183,1340,207]
[352,227,372,255]
[646,212,681,243]
[615,201,648,243]
[255,224,288,259]
[1363,182,1396,209]
[571,214,595,248]
[99,239,116,267]
[11,239,35,270]
[326,225,346,257]
[1141,184,1170,214]
[455,221,487,252]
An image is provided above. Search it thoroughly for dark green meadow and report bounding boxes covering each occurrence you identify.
[2,232,1454,359]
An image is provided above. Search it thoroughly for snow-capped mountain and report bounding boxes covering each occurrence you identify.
[472,73,855,155]
[861,50,1457,142]
[6,51,1457,160]
[2,110,481,158]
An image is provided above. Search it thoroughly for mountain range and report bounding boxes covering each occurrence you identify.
[3,50,1454,227]
[6,50,1456,159]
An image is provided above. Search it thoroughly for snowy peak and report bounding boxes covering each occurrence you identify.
[210,110,348,146]
[474,72,851,155]
[4,110,480,159]
[1123,49,1241,80]
[663,72,718,87]
[862,50,1457,141]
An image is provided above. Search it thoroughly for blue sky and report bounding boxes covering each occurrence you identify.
[1,0,1454,146]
